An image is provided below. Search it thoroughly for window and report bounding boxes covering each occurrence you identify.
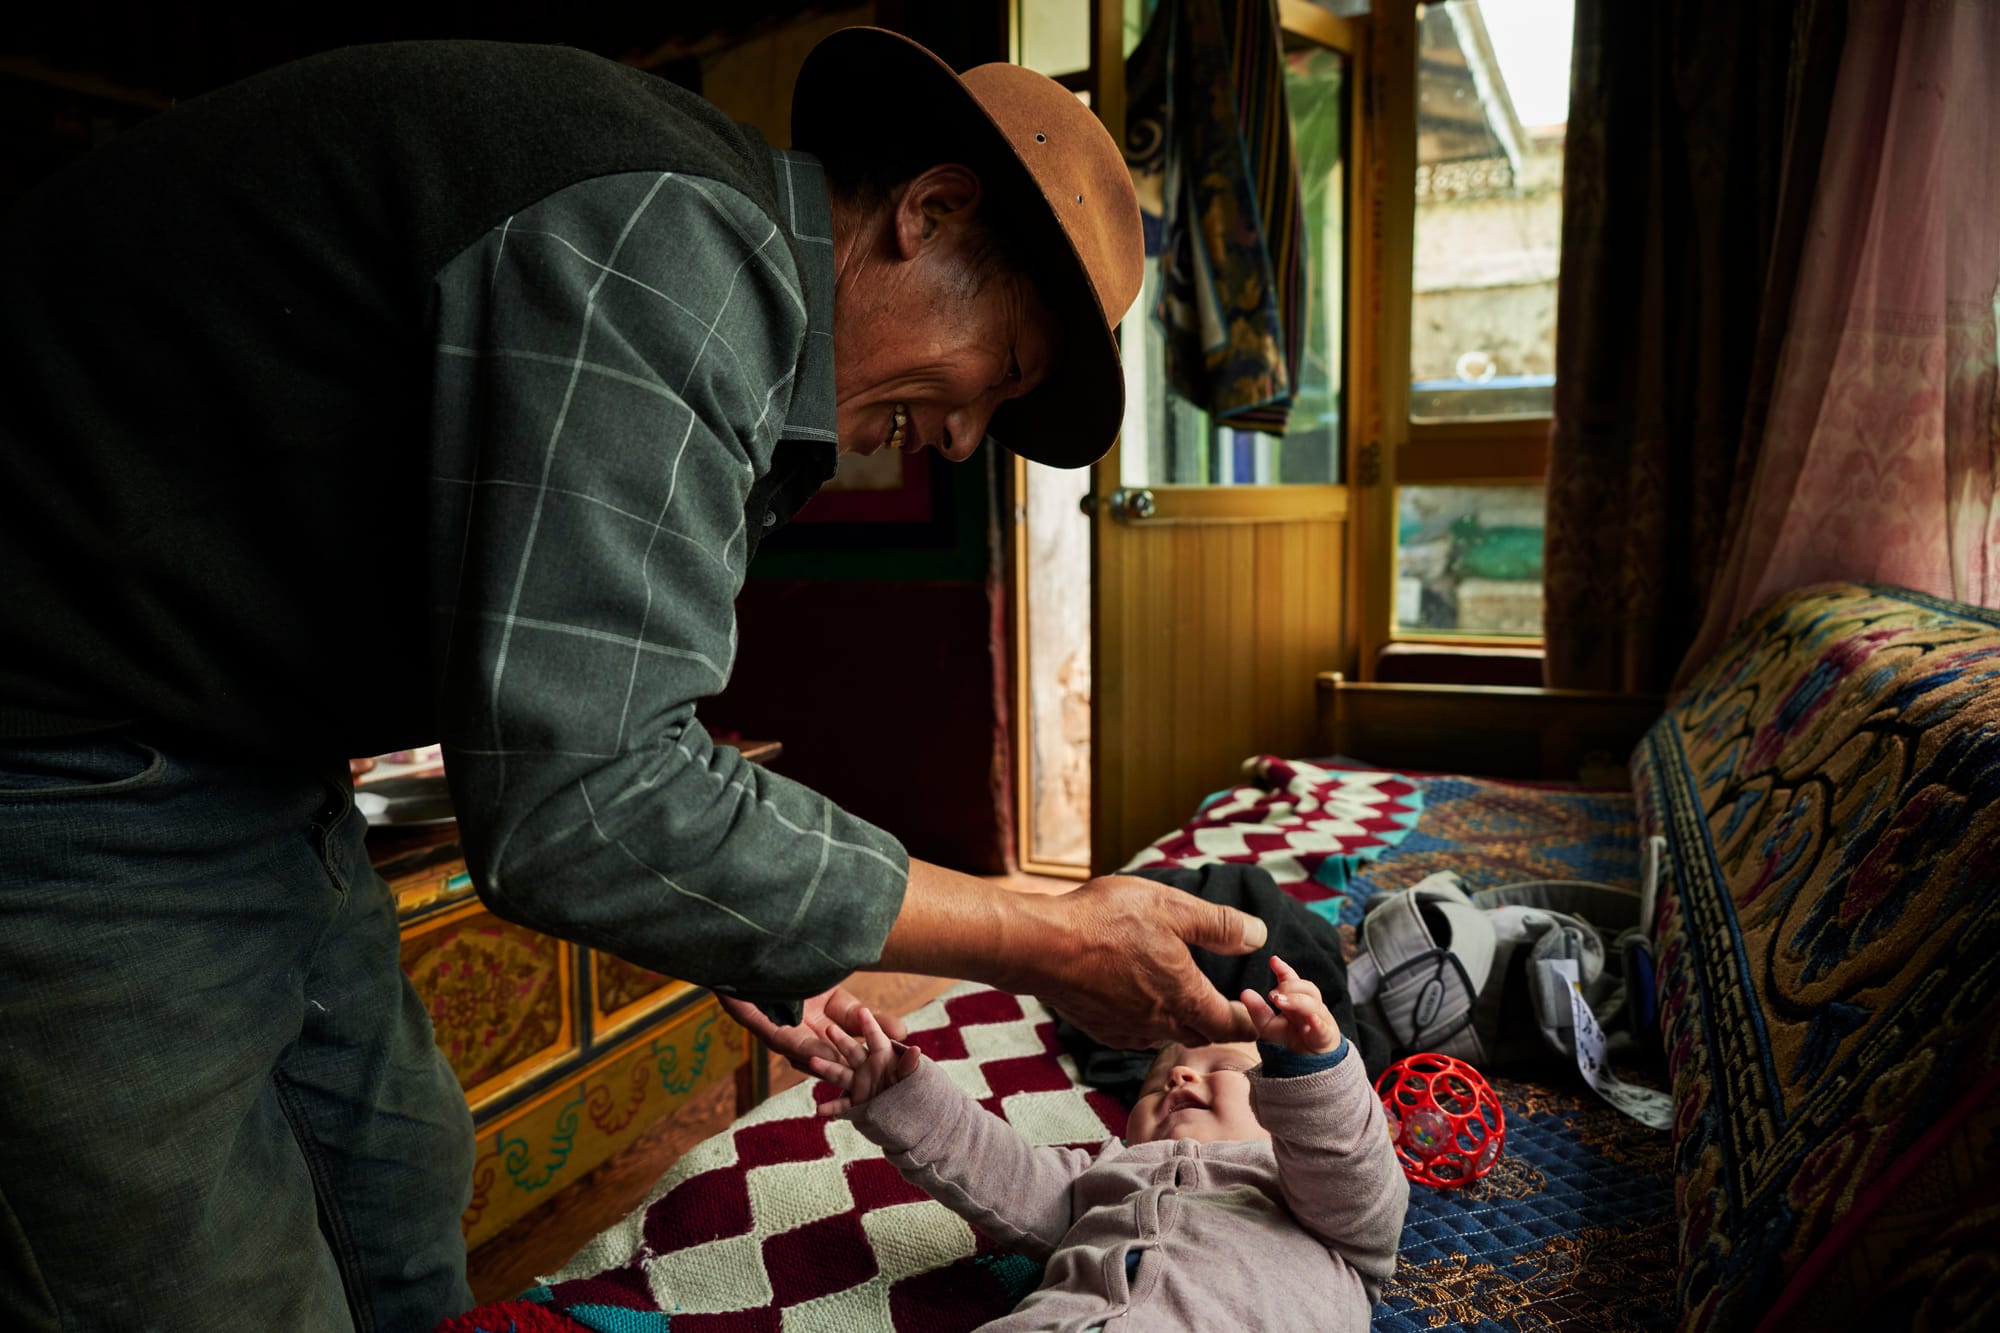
[1409,0,1569,422]
[1397,483,1544,633]
[1385,0,1572,642]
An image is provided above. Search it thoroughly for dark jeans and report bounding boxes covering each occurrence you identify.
[0,734,474,1331]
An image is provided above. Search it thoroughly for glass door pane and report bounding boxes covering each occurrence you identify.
[1119,43,1348,487]
[1409,0,1573,421]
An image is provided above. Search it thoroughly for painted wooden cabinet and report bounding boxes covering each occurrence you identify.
[373,823,756,1249]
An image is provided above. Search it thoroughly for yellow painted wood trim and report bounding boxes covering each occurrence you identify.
[1407,417,1553,448]
[1008,452,1040,875]
[1315,671,1657,706]
[472,995,735,1129]
[1278,0,1359,53]
[400,897,487,934]
[1089,486,1122,877]
[1390,631,1547,649]
[386,851,477,921]
[1018,858,1090,881]
[1341,14,1374,683]
[590,963,697,1043]
[1086,0,1130,878]
[1361,1,1417,680]
[1092,0,1125,128]
[460,998,746,1248]
[1133,485,1350,523]
[1400,426,1549,484]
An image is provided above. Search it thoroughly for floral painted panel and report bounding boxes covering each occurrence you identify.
[592,950,679,1026]
[402,911,570,1094]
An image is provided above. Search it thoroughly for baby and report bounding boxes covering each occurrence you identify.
[808,959,1409,1332]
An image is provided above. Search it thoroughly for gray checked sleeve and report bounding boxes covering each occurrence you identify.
[425,170,909,1002]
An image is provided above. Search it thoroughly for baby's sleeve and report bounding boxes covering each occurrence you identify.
[846,1058,1101,1259]
[1249,1050,1409,1293]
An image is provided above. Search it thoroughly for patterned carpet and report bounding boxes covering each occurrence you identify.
[1343,776,1675,1332]
[1637,583,2000,1331]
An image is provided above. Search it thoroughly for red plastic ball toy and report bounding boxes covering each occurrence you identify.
[1373,1052,1505,1189]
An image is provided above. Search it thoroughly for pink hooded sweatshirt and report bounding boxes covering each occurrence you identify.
[847,1047,1408,1332]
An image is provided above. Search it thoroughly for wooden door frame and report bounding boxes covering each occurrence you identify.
[1007,0,1126,879]
[1008,0,1374,876]
[1353,0,1411,683]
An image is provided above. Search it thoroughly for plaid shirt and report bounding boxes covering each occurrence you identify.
[427,151,908,1004]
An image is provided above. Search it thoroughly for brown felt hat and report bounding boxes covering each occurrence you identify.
[791,28,1145,470]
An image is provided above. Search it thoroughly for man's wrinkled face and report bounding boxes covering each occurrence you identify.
[834,226,1057,463]
[1123,1042,1270,1146]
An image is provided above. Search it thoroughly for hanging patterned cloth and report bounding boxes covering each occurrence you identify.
[1124,0,1308,432]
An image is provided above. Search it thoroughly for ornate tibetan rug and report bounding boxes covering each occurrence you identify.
[1636,583,2000,1332]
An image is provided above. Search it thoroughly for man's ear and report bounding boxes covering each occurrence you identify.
[892,163,984,259]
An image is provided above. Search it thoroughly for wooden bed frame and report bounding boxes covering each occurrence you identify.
[1315,672,1665,787]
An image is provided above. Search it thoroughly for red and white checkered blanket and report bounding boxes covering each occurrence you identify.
[465,987,1121,1332]
[439,758,1422,1333]
[1121,755,1421,909]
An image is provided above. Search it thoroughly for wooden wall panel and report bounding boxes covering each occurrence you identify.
[1095,513,1345,870]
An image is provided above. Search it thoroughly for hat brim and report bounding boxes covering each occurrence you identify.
[790,28,1125,471]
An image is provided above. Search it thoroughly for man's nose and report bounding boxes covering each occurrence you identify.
[941,401,996,462]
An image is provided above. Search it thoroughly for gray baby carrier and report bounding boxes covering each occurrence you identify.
[1345,871,1652,1070]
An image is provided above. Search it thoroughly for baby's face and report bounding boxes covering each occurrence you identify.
[1124,1041,1269,1145]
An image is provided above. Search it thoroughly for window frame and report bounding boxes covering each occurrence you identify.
[1355,0,1556,665]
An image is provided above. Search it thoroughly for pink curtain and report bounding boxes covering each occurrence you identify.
[1679,0,2000,684]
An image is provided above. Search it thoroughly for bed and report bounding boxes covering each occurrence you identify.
[439,758,1675,1333]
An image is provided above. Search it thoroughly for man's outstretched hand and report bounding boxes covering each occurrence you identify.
[719,983,908,1075]
[722,864,1272,1060]
[1020,874,1266,1049]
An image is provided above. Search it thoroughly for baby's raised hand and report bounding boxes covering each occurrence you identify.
[809,1006,922,1116]
[1240,956,1343,1056]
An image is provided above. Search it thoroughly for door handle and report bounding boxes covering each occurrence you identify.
[1109,488,1157,522]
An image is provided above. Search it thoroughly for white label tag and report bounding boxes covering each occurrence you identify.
[1546,958,1674,1130]
[1637,834,1667,942]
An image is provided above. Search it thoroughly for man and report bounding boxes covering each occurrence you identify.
[0,28,1265,1331]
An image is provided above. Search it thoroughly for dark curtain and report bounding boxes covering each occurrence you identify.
[1542,0,1846,693]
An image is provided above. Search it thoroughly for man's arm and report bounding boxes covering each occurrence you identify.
[429,169,1266,1046]
[877,861,1268,1050]
[427,170,909,1001]
[728,861,1269,1079]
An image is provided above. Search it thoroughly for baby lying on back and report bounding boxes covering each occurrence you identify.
[809,959,1410,1332]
